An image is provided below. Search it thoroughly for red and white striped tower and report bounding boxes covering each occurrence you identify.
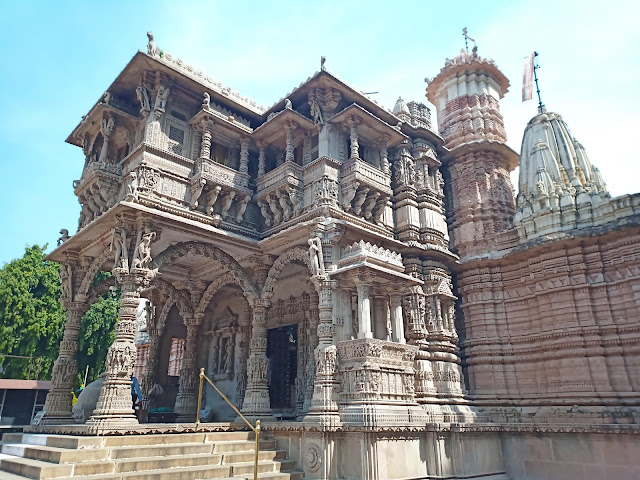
[426,47,518,259]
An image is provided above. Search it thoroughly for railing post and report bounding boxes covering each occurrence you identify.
[254,419,261,480]
[196,368,204,425]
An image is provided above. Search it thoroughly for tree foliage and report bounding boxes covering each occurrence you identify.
[0,245,65,378]
[0,245,120,384]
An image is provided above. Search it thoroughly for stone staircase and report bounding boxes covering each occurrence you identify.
[0,431,303,480]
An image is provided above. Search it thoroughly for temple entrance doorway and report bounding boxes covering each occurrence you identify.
[267,325,298,417]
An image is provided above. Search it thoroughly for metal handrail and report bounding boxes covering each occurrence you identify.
[196,368,261,480]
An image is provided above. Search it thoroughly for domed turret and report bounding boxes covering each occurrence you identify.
[514,110,611,239]
[393,97,411,122]
[426,47,510,148]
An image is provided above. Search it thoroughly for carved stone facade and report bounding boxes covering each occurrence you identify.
[36,39,640,480]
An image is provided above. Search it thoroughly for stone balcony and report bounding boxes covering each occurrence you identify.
[74,160,123,230]
[255,161,304,228]
[340,157,392,225]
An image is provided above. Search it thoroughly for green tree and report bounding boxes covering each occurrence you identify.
[0,246,120,385]
[0,245,65,379]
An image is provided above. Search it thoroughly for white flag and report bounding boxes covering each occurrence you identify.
[522,53,535,102]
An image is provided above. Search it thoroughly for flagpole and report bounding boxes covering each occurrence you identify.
[533,52,544,112]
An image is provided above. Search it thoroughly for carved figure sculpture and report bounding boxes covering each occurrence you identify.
[111,227,129,271]
[131,231,156,269]
[236,194,250,223]
[284,98,292,109]
[147,31,155,55]
[202,92,211,109]
[154,86,170,112]
[57,229,70,246]
[309,99,324,125]
[125,171,138,201]
[136,84,150,113]
[102,91,111,104]
[224,340,233,373]
[308,237,325,276]
[219,191,236,219]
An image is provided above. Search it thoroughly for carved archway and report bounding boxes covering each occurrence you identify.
[150,242,258,303]
[152,278,194,324]
[261,245,312,297]
[77,245,114,298]
[196,272,246,316]
[85,275,116,308]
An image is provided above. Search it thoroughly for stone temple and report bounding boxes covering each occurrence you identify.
[3,37,639,479]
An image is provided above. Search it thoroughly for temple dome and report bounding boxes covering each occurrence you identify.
[514,109,611,239]
[393,97,410,116]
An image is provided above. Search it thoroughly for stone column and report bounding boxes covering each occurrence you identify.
[140,325,162,412]
[379,136,391,175]
[390,294,406,344]
[342,289,354,340]
[174,314,203,422]
[304,279,340,424]
[239,137,250,175]
[241,299,272,419]
[257,142,266,177]
[349,117,360,160]
[87,269,151,429]
[39,301,86,424]
[285,121,296,163]
[98,116,114,163]
[199,119,214,160]
[302,293,319,414]
[357,284,373,339]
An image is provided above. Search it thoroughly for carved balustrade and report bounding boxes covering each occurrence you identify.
[336,338,418,405]
[255,160,304,228]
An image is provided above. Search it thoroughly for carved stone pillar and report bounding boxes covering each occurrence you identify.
[390,294,406,344]
[349,117,360,160]
[285,122,296,163]
[241,299,272,419]
[87,269,151,429]
[98,116,114,163]
[140,327,161,412]
[342,289,354,340]
[199,119,214,160]
[239,137,250,175]
[302,294,319,415]
[304,279,340,424]
[39,301,86,424]
[257,142,266,177]
[174,314,203,421]
[379,136,391,175]
[357,284,373,339]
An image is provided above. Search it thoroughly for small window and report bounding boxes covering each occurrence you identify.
[168,125,185,155]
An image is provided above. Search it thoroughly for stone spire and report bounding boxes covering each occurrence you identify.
[426,46,510,149]
[514,110,611,240]
[392,97,411,122]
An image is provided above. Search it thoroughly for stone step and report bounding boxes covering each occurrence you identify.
[230,459,297,476]
[0,443,109,464]
[107,443,214,459]
[54,463,232,480]
[204,432,253,442]
[0,453,73,479]
[1,434,103,450]
[114,452,224,473]
[220,449,286,463]
[101,433,208,448]
[212,440,276,453]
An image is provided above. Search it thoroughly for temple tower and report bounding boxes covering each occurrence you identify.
[426,47,517,259]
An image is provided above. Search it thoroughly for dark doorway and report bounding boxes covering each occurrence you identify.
[267,325,298,412]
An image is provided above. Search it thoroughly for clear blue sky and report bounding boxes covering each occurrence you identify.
[1,0,637,266]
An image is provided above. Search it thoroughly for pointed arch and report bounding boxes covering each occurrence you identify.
[85,275,117,307]
[150,242,258,303]
[261,245,312,297]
